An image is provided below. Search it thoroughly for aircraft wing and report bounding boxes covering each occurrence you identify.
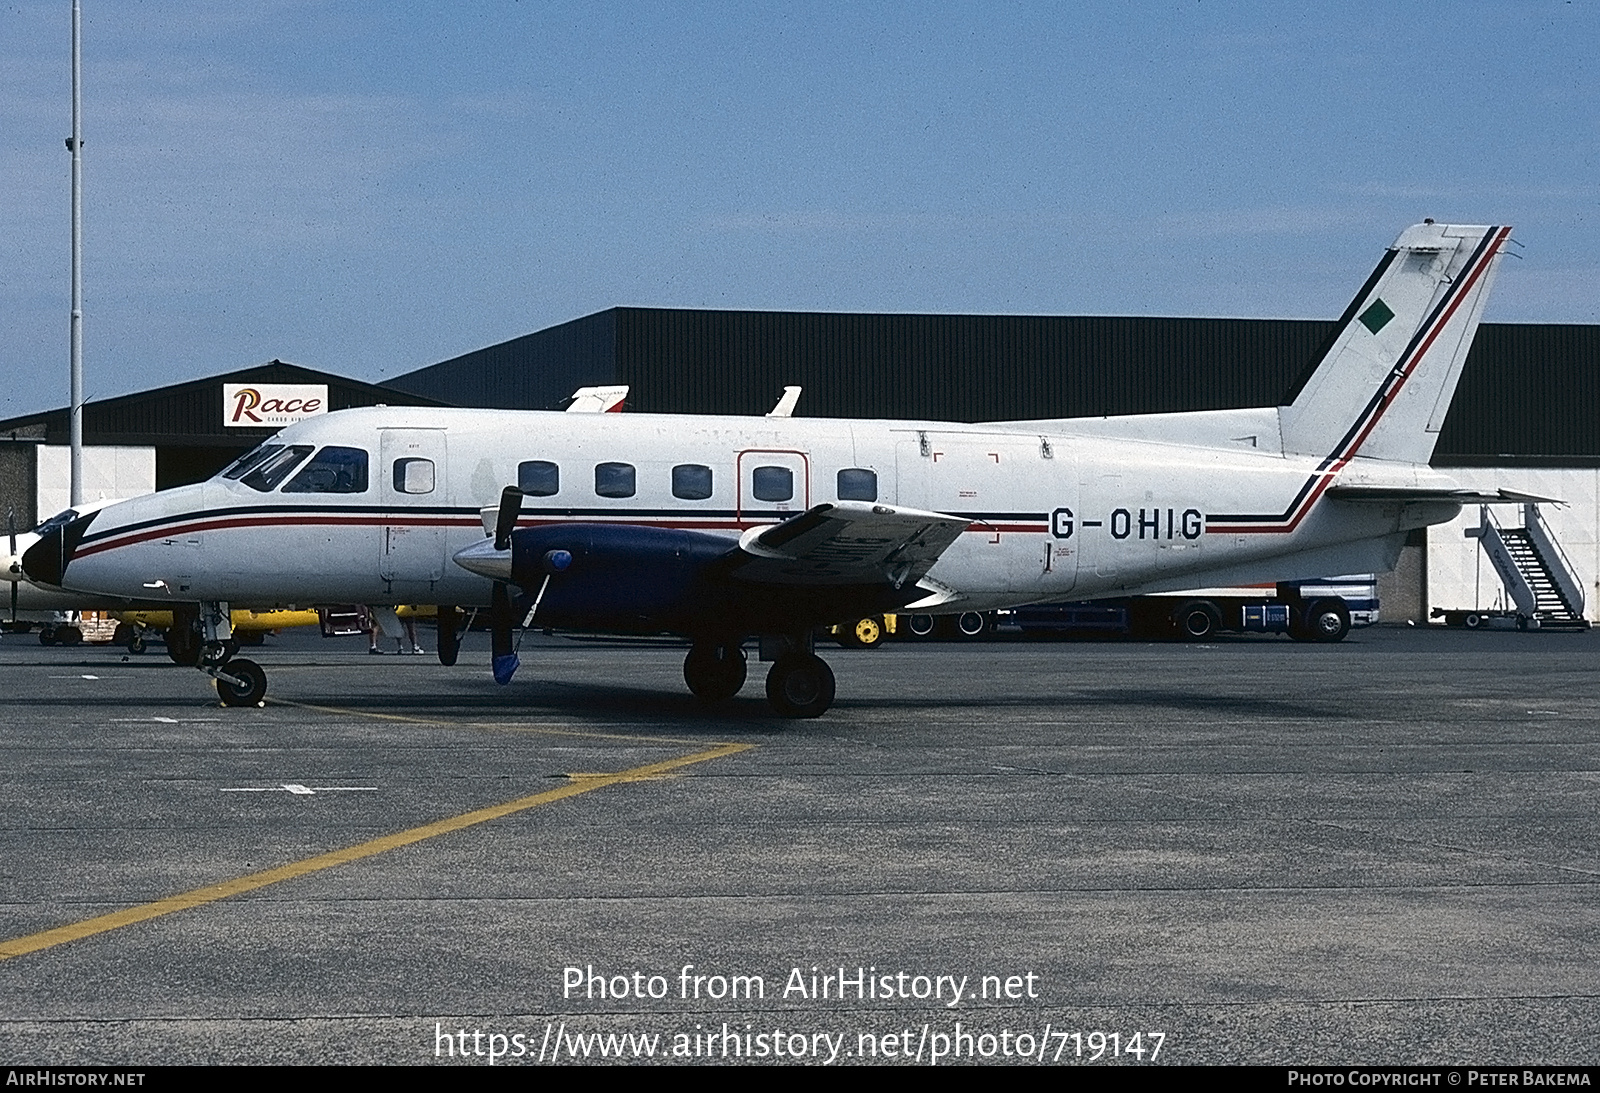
[1325,486,1562,505]
[729,501,970,588]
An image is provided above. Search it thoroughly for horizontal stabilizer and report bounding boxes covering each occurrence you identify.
[1325,485,1562,505]
[733,501,969,587]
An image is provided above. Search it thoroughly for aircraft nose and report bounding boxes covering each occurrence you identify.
[21,511,96,587]
[452,538,513,582]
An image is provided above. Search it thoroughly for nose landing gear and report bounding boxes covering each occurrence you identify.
[212,658,267,707]
[183,600,269,708]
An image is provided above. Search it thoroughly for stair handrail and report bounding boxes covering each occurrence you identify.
[1465,504,1539,616]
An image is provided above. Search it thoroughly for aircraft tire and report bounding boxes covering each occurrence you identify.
[684,642,747,703]
[128,632,147,655]
[765,653,836,718]
[838,616,886,649]
[1304,599,1351,643]
[38,626,56,646]
[58,626,83,646]
[1174,600,1221,641]
[165,627,201,666]
[956,611,990,639]
[905,614,936,639]
[215,658,267,707]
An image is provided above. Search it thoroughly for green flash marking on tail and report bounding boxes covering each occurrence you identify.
[1358,299,1395,334]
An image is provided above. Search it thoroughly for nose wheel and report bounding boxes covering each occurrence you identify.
[211,658,267,707]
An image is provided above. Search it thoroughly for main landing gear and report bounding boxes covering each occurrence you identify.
[684,635,837,718]
[684,641,748,703]
[765,653,835,718]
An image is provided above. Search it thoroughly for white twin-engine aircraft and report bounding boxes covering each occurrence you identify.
[26,222,1532,716]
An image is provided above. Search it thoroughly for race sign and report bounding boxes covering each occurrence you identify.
[223,384,328,428]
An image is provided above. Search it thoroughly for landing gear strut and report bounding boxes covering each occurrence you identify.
[684,641,747,703]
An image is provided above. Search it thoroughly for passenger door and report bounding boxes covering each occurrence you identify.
[379,429,448,588]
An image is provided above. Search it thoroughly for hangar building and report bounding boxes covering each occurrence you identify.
[0,361,440,530]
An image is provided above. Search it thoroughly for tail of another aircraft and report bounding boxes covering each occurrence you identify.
[1278,222,1512,465]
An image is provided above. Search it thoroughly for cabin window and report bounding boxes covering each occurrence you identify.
[595,462,636,498]
[837,468,878,501]
[752,466,793,502]
[281,446,369,493]
[240,445,314,492]
[672,464,713,500]
[518,460,560,497]
[393,458,435,494]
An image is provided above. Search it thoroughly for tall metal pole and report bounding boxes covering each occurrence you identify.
[68,0,83,506]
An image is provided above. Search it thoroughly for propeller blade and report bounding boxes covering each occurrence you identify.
[436,604,461,666]
[7,511,15,624]
[494,486,524,551]
[490,580,518,685]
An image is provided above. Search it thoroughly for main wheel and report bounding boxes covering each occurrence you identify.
[58,626,83,645]
[906,614,936,639]
[1303,598,1350,643]
[684,642,747,703]
[765,653,836,718]
[1174,600,1221,640]
[838,616,886,648]
[165,626,201,666]
[215,658,267,707]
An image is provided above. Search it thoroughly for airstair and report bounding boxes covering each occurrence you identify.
[1465,503,1588,630]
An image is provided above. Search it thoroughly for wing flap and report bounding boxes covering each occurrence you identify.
[732,501,969,588]
[1326,486,1562,505]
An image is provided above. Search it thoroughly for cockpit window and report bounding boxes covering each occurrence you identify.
[281,446,369,493]
[32,508,80,536]
[240,445,314,492]
[221,443,282,481]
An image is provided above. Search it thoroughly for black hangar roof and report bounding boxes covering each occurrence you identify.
[382,308,1600,467]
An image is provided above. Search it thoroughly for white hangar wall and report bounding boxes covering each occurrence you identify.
[35,445,156,521]
[1426,467,1600,616]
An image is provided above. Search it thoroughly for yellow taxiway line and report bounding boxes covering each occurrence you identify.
[0,740,751,962]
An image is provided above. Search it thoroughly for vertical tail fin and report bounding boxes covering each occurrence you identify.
[1279,222,1512,465]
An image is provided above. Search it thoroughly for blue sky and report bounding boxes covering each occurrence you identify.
[2,1,1596,419]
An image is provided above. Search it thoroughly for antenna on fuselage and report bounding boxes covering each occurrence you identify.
[767,386,802,417]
